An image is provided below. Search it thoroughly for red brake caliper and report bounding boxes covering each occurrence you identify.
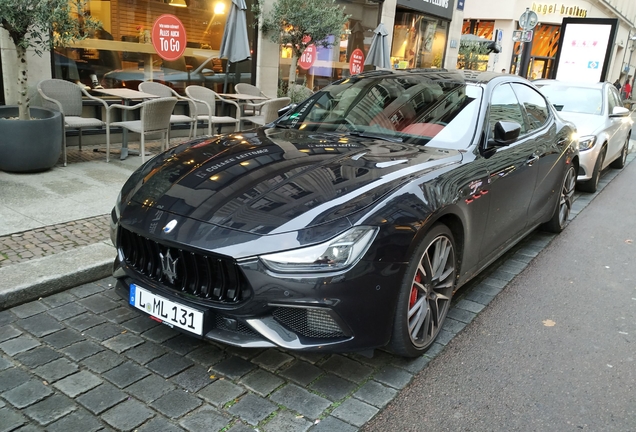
[409,273,421,308]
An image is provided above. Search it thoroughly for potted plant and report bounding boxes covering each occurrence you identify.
[0,0,99,172]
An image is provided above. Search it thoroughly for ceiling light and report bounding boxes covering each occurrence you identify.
[169,0,187,7]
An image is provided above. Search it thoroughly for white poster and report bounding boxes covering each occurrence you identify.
[555,23,612,83]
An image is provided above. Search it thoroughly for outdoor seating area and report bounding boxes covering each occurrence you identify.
[31,79,289,168]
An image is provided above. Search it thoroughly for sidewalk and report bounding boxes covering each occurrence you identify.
[0,140,183,308]
[1,132,636,309]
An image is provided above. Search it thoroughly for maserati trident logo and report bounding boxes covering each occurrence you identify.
[163,219,178,233]
[159,250,179,284]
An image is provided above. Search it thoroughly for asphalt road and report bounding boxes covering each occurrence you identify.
[363,161,636,431]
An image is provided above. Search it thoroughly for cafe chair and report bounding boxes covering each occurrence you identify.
[240,97,291,130]
[185,85,241,136]
[235,83,270,115]
[138,82,197,138]
[37,79,109,166]
[106,97,177,164]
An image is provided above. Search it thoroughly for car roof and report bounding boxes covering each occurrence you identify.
[351,69,523,85]
[534,79,606,89]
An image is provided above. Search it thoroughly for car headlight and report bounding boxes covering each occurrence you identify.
[578,135,596,151]
[114,191,122,220]
[260,226,379,273]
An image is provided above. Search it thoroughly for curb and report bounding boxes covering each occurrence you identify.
[0,242,114,309]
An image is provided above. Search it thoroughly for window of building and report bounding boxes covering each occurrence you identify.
[391,11,448,69]
[53,0,256,94]
[277,0,380,93]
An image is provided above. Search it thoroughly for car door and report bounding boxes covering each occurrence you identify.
[511,82,563,223]
[606,85,631,162]
[480,83,540,261]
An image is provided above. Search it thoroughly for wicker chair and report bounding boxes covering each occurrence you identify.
[37,79,109,166]
[185,85,241,136]
[240,97,291,130]
[138,82,196,138]
[235,83,270,115]
[107,97,177,163]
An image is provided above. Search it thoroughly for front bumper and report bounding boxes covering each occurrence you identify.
[577,145,601,181]
[113,256,406,352]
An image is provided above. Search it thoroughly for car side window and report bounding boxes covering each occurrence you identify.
[488,83,527,140]
[511,83,550,131]
[608,87,620,114]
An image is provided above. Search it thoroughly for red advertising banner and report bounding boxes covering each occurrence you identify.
[152,14,187,61]
[299,44,317,70]
[350,48,364,75]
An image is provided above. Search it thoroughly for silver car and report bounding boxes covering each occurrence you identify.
[536,80,632,192]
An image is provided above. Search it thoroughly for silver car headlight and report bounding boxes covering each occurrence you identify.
[260,226,379,273]
[578,135,596,151]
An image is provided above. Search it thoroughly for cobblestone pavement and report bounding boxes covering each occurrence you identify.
[0,157,630,431]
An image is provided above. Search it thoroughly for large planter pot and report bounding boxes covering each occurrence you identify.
[0,106,62,173]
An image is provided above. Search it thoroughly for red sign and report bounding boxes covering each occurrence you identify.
[152,14,187,61]
[298,44,317,70]
[349,48,364,75]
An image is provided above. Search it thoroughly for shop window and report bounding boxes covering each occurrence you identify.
[391,12,448,70]
[277,0,380,93]
[53,0,255,94]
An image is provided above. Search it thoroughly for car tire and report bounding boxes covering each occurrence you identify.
[389,223,457,357]
[542,163,576,233]
[610,135,629,169]
[578,146,606,193]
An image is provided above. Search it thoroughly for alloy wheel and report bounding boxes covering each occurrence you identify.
[558,165,576,227]
[407,235,455,348]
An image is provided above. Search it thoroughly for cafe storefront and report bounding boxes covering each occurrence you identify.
[390,0,452,70]
[53,0,257,94]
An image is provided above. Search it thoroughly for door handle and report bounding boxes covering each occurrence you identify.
[526,155,539,165]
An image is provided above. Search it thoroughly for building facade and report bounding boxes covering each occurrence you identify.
[0,0,459,104]
[459,0,636,83]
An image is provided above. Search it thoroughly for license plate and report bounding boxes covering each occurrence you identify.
[129,284,204,336]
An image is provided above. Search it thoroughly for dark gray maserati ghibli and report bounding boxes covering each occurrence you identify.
[110,70,578,357]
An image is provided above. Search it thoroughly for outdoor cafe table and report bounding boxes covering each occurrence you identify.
[91,88,159,159]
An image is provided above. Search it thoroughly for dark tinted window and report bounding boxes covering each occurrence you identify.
[511,83,549,130]
[488,83,526,139]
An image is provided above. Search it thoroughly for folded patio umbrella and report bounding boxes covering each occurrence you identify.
[219,0,251,94]
[365,23,391,69]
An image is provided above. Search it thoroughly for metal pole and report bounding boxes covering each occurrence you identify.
[515,42,524,76]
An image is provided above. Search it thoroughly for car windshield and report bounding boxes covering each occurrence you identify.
[538,85,603,115]
[275,74,482,149]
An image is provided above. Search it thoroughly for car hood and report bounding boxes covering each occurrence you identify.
[556,112,605,136]
[124,128,462,236]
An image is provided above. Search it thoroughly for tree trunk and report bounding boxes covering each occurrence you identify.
[16,45,30,120]
[288,50,298,86]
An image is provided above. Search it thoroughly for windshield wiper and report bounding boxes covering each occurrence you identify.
[346,131,403,143]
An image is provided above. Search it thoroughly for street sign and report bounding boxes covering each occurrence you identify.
[512,30,534,43]
[519,8,538,30]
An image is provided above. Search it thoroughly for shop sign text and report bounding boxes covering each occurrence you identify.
[531,3,588,17]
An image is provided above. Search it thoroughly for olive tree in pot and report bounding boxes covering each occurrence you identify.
[257,0,349,95]
[0,0,98,172]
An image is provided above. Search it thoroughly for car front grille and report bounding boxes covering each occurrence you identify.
[119,228,247,303]
[273,307,345,339]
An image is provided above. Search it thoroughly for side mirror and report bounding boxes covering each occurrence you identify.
[488,121,521,146]
[610,106,630,117]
